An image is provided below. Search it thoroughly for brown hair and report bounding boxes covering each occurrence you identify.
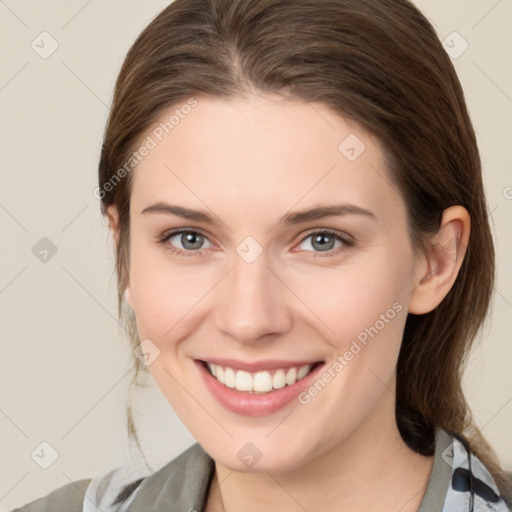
[98,0,512,503]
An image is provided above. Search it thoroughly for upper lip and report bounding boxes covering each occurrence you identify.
[198,358,324,372]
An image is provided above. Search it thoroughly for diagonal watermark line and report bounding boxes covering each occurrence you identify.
[368,367,395,395]
[164,267,234,337]
[162,366,234,438]
[0,202,29,233]
[369,162,402,198]
[290,89,338,131]
[207,465,234,498]
[266,472,310,512]
[423,12,439,30]
[471,0,503,30]
[61,369,131,439]
[60,264,129,334]
[163,163,233,233]
[494,287,512,309]
[265,265,336,336]
[61,469,105,512]
[60,204,90,233]
[397,472,437,511]
[0,61,29,92]
[299,93,337,132]
[0,472,30,503]
[0,265,29,295]
[479,395,512,432]
[61,60,110,109]
[265,409,295,438]
[216,473,234,495]
[0,0,29,28]
[266,164,337,234]
[472,61,512,105]
[0,407,29,438]
[61,0,93,29]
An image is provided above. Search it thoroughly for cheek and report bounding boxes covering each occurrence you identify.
[128,245,217,340]
[290,262,409,448]
[287,251,411,346]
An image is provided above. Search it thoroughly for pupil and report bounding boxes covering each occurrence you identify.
[313,234,333,251]
[183,232,202,249]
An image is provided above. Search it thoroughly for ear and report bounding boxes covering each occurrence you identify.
[106,206,134,309]
[106,205,120,247]
[408,205,470,315]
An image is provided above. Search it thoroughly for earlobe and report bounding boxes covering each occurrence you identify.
[107,206,133,309]
[106,205,120,248]
[408,206,470,315]
[124,286,134,309]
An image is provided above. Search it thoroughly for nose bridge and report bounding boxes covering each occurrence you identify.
[214,248,291,344]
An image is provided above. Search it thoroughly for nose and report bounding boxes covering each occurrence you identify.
[213,250,293,345]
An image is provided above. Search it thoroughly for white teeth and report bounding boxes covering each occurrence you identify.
[206,362,315,394]
[272,369,286,389]
[253,371,273,392]
[225,367,236,388]
[285,367,297,385]
[215,365,224,384]
[235,370,252,391]
[297,364,311,380]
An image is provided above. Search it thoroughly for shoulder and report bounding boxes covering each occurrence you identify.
[8,463,150,512]
[81,464,148,512]
[440,429,512,512]
[9,478,92,512]
[85,443,214,511]
[10,443,214,512]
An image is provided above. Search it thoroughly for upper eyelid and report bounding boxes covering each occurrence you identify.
[163,228,215,245]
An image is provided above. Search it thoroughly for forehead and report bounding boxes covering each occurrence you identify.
[130,94,403,224]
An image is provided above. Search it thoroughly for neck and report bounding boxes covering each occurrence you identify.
[205,389,434,512]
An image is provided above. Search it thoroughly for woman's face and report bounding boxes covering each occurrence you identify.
[123,94,426,472]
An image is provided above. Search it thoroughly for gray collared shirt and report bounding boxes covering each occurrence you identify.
[10,427,512,511]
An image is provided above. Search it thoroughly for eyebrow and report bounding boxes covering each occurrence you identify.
[141,202,377,226]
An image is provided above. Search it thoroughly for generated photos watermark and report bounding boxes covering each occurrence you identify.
[93,97,198,200]
[298,301,403,405]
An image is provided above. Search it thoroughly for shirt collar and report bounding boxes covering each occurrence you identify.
[127,442,215,511]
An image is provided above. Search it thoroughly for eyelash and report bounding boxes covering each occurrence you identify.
[157,228,355,259]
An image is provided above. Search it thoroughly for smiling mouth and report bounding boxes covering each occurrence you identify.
[199,360,324,394]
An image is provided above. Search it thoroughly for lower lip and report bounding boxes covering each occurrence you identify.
[195,360,325,416]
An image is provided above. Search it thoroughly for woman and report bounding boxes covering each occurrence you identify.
[12,0,511,510]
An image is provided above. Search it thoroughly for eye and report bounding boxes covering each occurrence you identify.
[294,230,354,258]
[158,229,213,257]
[158,228,354,258]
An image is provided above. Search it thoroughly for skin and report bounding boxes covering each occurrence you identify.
[108,93,470,512]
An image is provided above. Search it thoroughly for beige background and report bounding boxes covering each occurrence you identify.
[1,0,511,508]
